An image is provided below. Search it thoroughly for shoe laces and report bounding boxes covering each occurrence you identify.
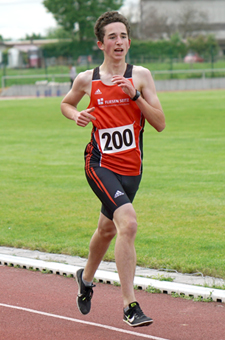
[130,303,144,319]
[79,283,96,301]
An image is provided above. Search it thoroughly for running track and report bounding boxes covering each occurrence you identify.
[0,265,225,340]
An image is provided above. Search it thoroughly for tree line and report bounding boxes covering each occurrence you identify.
[40,0,219,62]
[42,34,219,63]
[0,0,220,65]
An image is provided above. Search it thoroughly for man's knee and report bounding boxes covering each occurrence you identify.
[98,214,117,241]
[113,204,137,239]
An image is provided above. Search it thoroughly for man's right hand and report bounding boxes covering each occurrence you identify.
[75,107,96,127]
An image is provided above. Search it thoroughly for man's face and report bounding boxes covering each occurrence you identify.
[98,22,131,59]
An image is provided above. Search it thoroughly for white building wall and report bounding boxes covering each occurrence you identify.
[140,0,225,46]
[141,0,225,23]
[7,48,24,68]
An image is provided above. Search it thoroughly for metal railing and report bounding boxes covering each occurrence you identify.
[1,74,69,91]
[2,69,225,91]
[151,68,225,79]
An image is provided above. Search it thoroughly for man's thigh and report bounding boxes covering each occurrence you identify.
[85,166,141,220]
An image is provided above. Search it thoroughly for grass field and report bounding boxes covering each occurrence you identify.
[0,90,225,279]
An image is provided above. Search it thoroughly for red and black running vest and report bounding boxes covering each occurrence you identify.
[85,64,145,176]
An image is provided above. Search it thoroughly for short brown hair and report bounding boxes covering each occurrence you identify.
[94,11,130,43]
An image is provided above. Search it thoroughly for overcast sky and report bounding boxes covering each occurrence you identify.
[0,0,137,40]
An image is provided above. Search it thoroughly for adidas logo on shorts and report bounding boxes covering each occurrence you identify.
[114,190,124,198]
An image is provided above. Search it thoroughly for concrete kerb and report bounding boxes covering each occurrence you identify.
[0,248,225,303]
[0,82,70,97]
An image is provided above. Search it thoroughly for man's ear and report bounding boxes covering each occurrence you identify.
[97,40,104,51]
[128,39,131,49]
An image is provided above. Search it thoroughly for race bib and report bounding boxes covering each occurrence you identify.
[99,124,136,154]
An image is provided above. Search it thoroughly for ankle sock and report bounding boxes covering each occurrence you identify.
[124,302,137,312]
[82,274,93,287]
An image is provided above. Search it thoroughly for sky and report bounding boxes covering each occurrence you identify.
[0,0,137,41]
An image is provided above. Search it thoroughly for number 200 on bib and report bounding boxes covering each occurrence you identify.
[98,124,136,154]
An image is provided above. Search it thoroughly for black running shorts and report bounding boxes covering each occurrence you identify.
[85,165,142,220]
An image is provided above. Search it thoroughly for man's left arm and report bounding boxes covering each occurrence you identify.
[134,67,165,132]
[112,67,165,132]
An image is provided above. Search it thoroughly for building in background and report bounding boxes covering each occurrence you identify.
[7,45,42,68]
[27,46,42,68]
[2,39,70,68]
[7,47,24,68]
[139,0,225,53]
[0,41,5,64]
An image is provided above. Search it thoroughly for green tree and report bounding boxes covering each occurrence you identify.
[46,27,73,40]
[169,33,187,58]
[25,33,44,40]
[43,0,124,41]
[187,34,219,58]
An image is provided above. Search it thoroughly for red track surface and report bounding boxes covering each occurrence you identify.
[0,265,225,340]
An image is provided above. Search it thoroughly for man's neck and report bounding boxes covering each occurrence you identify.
[100,59,127,77]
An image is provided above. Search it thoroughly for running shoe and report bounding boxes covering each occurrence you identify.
[123,301,153,327]
[75,268,95,315]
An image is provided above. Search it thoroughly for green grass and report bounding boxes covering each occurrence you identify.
[1,59,225,88]
[0,90,225,278]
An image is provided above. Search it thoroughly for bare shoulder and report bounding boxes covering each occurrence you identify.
[62,69,93,106]
[75,69,93,94]
[132,65,154,90]
[133,65,152,79]
[77,69,93,82]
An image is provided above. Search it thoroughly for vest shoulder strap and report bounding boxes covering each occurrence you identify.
[92,64,133,81]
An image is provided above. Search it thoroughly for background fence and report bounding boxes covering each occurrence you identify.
[1,68,225,96]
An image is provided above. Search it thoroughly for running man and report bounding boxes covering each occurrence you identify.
[61,11,165,327]
[69,65,77,88]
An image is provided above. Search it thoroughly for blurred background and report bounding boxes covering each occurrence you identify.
[0,0,225,96]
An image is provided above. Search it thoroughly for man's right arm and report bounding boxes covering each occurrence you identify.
[61,70,96,127]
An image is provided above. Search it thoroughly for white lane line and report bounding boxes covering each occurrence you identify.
[0,303,171,340]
